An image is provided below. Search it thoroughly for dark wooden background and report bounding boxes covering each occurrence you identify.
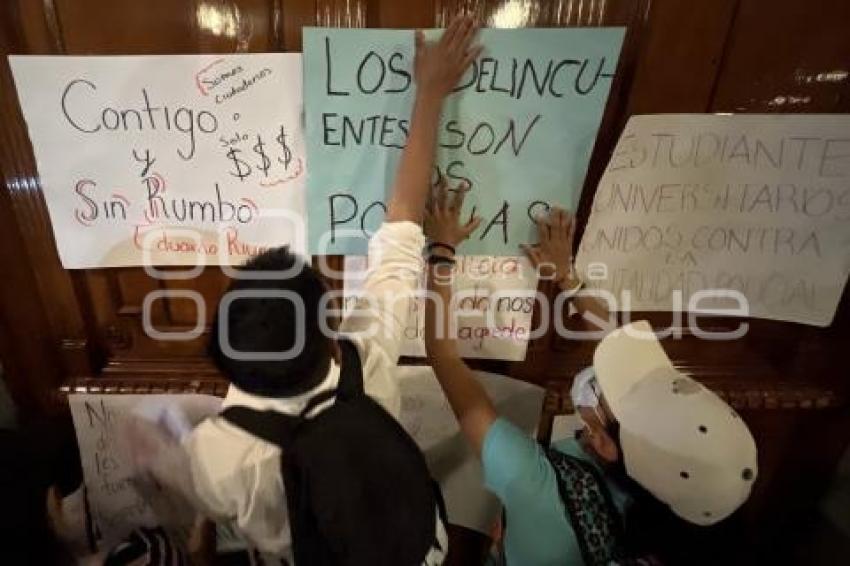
[1,0,849,562]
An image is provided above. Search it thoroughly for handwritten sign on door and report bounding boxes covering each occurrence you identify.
[303,27,624,255]
[10,54,306,268]
[68,394,221,544]
[576,114,850,326]
[344,255,539,360]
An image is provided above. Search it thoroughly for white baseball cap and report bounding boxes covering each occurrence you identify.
[593,321,758,526]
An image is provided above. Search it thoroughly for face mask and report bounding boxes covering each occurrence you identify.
[571,366,600,409]
[571,367,607,430]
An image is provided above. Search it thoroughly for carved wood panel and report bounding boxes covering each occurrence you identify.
[1,0,849,559]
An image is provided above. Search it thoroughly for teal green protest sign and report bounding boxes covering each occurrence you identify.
[303,27,625,255]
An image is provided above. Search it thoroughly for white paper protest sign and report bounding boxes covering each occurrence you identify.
[68,394,222,545]
[576,114,850,327]
[343,255,539,360]
[10,54,306,268]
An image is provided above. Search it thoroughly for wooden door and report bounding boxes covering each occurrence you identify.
[1,1,850,560]
[0,0,650,402]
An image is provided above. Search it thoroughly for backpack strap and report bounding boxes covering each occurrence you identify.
[283,338,363,419]
[545,448,627,566]
[223,338,363,427]
[335,338,365,401]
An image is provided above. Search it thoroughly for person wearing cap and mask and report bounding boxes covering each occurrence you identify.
[423,192,758,565]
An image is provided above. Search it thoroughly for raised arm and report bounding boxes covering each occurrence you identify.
[423,180,495,455]
[340,18,480,417]
[385,17,481,224]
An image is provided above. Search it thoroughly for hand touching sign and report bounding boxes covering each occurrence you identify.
[521,206,582,290]
[415,16,483,99]
[385,16,481,225]
[425,177,482,248]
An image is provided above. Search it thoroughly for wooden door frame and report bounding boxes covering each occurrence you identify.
[0,0,104,416]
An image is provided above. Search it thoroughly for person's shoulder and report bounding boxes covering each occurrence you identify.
[482,418,547,495]
[483,417,532,452]
[186,417,282,480]
[186,417,285,514]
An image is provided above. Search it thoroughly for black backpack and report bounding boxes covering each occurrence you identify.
[222,339,446,566]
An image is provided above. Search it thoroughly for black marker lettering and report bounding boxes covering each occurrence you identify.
[120,109,143,130]
[453,60,478,93]
[342,115,364,147]
[527,200,550,223]
[476,58,497,93]
[101,108,120,130]
[480,201,509,243]
[357,51,386,95]
[61,79,101,133]
[75,180,99,220]
[325,37,350,96]
[441,120,466,149]
[215,184,236,222]
[386,52,412,93]
[141,88,162,129]
[361,200,387,236]
[173,107,197,160]
[548,59,580,97]
[197,110,218,133]
[322,113,340,146]
[380,116,403,148]
[518,60,553,98]
[467,122,496,155]
[446,160,472,188]
[487,57,511,94]
[365,115,381,145]
[329,194,358,244]
[575,58,613,95]
[494,115,541,156]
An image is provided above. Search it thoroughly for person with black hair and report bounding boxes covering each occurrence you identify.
[179,17,482,564]
[1,413,219,565]
[1,416,83,564]
[423,186,759,565]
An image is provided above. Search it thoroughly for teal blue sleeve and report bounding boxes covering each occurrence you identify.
[482,417,549,499]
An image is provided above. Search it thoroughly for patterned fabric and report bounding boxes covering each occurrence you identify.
[103,527,187,566]
[546,449,627,566]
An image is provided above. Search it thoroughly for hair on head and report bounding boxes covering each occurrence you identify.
[209,246,332,397]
